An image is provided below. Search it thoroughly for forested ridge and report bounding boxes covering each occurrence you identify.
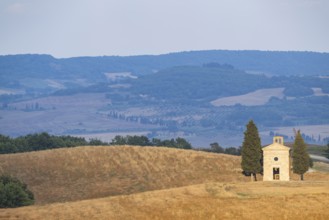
[1,51,329,81]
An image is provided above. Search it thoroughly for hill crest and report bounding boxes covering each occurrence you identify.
[0,146,247,204]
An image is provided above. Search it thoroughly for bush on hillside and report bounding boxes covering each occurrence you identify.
[0,175,34,208]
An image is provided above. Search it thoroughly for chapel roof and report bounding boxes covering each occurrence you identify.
[262,136,290,151]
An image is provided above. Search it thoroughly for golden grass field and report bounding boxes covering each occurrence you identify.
[0,146,329,219]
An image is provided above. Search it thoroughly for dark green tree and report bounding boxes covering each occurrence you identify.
[241,120,262,181]
[161,139,176,148]
[225,147,241,156]
[292,130,310,180]
[126,135,151,146]
[210,142,224,153]
[0,175,34,208]
[151,138,162,146]
[174,137,192,149]
[111,135,127,145]
[89,138,108,146]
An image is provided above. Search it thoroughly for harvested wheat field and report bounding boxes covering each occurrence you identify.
[1,146,329,220]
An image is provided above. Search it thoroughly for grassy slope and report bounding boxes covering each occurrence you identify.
[1,146,329,219]
[1,181,329,220]
[0,146,248,204]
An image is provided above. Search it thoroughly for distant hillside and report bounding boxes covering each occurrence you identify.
[0,146,248,204]
[130,65,273,102]
[1,50,329,82]
[1,50,329,146]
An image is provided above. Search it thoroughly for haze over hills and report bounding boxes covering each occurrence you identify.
[1,50,329,146]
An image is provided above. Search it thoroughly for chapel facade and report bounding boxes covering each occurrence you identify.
[262,136,291,181]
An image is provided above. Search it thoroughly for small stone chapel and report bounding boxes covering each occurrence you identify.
[262,136,291,181]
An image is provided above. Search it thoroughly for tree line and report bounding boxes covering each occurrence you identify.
[0,132,244,156]
[105,111,177,128]
[195,142,241,156]
[110,135,193,149]
[0,132,106,154]
[0,133,195,154]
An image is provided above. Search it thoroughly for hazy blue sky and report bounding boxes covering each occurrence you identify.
[1,0,328,57]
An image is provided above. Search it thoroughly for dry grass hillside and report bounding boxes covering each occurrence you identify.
[0,146,248,204]
[1,146,329,219]
[1,181,329,220]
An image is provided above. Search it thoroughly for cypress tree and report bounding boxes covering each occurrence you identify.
[241,120,262,181]
[292,130,309,181]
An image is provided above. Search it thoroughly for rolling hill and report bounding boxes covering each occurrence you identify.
[0,146,248,204]
[0,146,329,219]
[1,181,329,220]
